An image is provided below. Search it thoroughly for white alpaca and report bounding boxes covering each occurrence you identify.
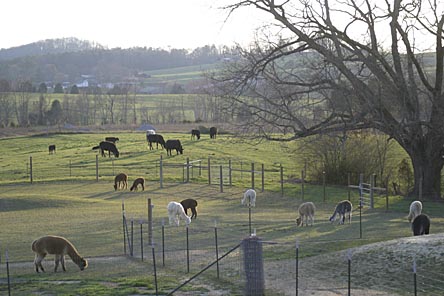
[241,189,256,207]
[296,202,316,226]
[407,200,422,223]
[167,201,191,226]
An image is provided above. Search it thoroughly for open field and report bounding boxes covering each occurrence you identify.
[1,131,444,295]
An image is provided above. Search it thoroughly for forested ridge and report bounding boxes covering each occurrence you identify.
[0,37,231,84]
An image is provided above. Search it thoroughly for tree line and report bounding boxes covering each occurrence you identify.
[0,38,237,85]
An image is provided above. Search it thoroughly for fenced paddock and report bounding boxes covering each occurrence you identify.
[1,133,444,294]
[1,180,444,295]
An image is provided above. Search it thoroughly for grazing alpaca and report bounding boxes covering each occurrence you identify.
[241,189,256,207]
[48,144,56,154]
[329,200,353,224]
[407,200,422,223]
[114,173,128,190]
[180,198,198,219]
[412,214,430,236]
[167,201,191,226]
[296,202,316,226]
[32,235,88,272]
[130,177,145,191]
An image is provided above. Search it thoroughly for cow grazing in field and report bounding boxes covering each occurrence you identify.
[210,127,217,139]
[180,198,198,219]
[147,134,166,150]
[48,145,56,154]
[165,139,183,156]
[105,137,119,143]
[92,141,119,158]
[191,129,201,140]
[32,235,88,273]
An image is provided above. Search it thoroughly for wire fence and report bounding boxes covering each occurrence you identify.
[118,207,444,296]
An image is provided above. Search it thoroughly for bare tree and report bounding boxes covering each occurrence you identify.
[212,0,444,199]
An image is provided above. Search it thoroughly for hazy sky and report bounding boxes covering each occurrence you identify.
[1,0,268,50]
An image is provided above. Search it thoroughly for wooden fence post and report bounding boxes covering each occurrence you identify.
[229,159,232,186]
[186,157,190,183]
[95,154,99,182]
[301,170,305,201]
[208,157,211,185]
[219,165,223,193]
[29,156,33,184]
[280,164,284,197]
[148,198,153,246]
[159,155,163,189]
[261,163,264,192]
[251,162,255,190]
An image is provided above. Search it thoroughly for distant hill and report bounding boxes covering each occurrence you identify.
[0,37,105,60]
[0,38,232,89]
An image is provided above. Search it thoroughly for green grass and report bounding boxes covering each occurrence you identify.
[0,132,443,295]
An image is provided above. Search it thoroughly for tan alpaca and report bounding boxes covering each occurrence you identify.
[31,235,88,272]
[114,173,128,190]
[130,177,145,191]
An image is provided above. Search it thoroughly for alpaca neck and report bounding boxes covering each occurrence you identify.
[66,244,83,265]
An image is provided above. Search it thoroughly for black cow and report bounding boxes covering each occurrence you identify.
[165,139,183,156]
[105,137,119,143]
[191,129,201,140]
[48,145,56,154]
[147,134,165,150]
[209,127,217,139]
[92,141,119,158]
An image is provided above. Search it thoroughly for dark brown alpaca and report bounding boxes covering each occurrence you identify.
[130,177,145,191]
[180,198,198,219]
[114,173,128,190]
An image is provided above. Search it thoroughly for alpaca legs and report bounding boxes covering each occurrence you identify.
[191,208,197,219]
[34,254,46,272]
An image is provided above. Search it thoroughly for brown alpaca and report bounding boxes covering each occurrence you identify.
[130,177,145,191]
[31,235,88,272]
[180,198,198,219]
[114,173,128,190]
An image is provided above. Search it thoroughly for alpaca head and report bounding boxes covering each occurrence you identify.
[296,217,302,226]
[114,184,118,191]
[79,258,88,271]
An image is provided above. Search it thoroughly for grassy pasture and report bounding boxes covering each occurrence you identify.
[1,132,444,295]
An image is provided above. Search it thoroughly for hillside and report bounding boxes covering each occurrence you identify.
[0,38,228,87]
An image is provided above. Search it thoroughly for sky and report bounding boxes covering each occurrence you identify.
[0,0,269,50]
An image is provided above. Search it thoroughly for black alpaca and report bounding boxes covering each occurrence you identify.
[147,134,166,150]
[92,141,119,158]
[412,214,430,236]
[180,199,198,219]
